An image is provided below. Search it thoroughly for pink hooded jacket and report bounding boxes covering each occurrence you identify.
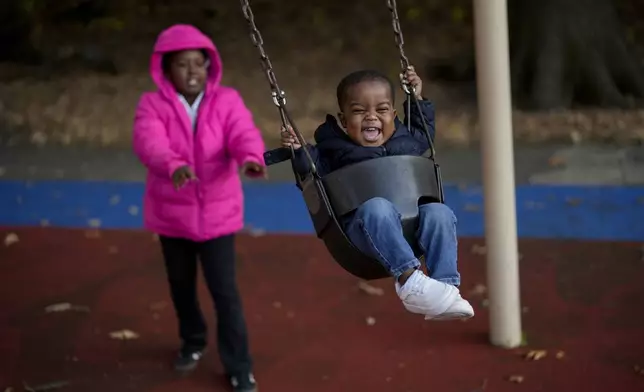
[133,24,266,241]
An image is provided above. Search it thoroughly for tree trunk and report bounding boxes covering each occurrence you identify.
[0,0,42,64]
[509,0,644,110]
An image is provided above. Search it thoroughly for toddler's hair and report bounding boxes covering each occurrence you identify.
[336,70,396,108]
[161,49,210,73]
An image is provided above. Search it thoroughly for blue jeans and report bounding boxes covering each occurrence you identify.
[344,197,460,286]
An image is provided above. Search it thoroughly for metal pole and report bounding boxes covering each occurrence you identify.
[472,0,522,348]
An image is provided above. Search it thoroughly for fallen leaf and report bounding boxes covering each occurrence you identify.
[88,218,102,228]
[109,195,121,205]
[249,228,265,237]
[108,246,119,254]
[4,387,14,392]
[634,365,644,376]
[40,219,50,227]
[525,350,547,361]
[46,303,72,312]
[45,302,90,313]
[84,229,101,239]
[357,281,384,296]
[548,156,566,168]
[109,329,139,340]
[507,375,524,384]
[471,244,486,255]
[149,301,167,311]
[272,301,282,309]
[366,316,376,326]
[468,283,487,296]
[555,350,565,359]
[570,130,582,144]
[128,205,139,216]
[471,379,488,392]
[22,380,69,392]
[4,232,19,247]
[286,311,295,318]
[30,131,47,146]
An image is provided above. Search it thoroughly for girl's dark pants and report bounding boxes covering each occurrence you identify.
[159,234,252,375]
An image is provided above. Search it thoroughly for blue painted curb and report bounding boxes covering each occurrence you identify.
[1,180,643,241]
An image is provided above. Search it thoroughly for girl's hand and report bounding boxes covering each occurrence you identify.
[280,125,301,150]
[400,65,423,100]
[172,165,198,190]
[241,161,268,179]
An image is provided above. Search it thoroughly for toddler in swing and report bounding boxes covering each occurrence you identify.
[133,24,265,392]
[281,67,474,321]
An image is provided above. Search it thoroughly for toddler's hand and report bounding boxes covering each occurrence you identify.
[172,165,198,190]
[280,125,301,150]
[400,65,423,100]
[242,161,268,179]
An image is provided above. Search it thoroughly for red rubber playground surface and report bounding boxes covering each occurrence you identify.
[1,227,644,392]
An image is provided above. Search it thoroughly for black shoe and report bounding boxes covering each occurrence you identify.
[229,372,258,392]
[174,349,204,373]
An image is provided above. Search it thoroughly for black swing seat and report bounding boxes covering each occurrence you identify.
[296,154,443,281]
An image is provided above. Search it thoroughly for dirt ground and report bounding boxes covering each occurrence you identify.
[0,0,643,148]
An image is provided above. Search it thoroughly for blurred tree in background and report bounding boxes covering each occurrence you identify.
[1,0,642,110]
[0,0,643,148]
[509,0,644,110]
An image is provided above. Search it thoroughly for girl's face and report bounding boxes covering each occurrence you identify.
[166,50,209,101]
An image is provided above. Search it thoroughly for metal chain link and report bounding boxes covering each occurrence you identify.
[239,0,318,174]
[387,0,413,94]
[240,0,286,107]
[387,0,436,159]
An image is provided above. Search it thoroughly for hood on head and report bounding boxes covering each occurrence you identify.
[150,24,223,95]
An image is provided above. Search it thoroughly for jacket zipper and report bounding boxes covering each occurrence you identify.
[194,107,204,239]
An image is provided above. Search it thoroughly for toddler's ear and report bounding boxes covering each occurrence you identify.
[337,112,347,128]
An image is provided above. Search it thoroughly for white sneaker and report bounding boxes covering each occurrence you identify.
[425,295,475,321]
[395,270,459,317]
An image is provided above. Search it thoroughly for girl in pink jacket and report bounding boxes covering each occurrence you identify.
[133,24,265,392]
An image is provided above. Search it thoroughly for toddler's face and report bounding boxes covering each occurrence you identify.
[338,80,396,147]
[166,50,209,100]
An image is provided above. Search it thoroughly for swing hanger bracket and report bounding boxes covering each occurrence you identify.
[401,82,415,96]
[271,90,286,107]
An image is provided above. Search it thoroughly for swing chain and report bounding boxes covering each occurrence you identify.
[387,0,437,161]
[239,0,319,175]
[240,0,286,107]
[387,0,413,95]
